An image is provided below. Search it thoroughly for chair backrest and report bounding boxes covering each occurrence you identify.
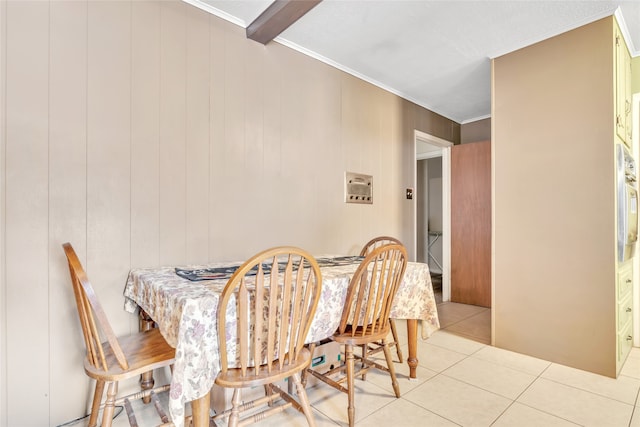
[339,244,407,338]
[62,242,129,371]
[217,247,322,377]
[359,236,403,256]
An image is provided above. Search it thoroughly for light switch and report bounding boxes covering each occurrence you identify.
[406,188,413,200]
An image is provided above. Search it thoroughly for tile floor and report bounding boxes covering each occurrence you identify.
[106,302,640,427]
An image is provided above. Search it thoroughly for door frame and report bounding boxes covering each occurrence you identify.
[633,93,639,347]
[414,130,453,302]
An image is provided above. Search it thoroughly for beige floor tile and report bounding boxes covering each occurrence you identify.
[357,398,458,427]
[630,408,640,427]
[445,310,491,343]
[627,347,640,359]
[110,391,187,427]
[442,356,537,399]
[424,330,487,355]
[541,363,640,405]
[403,374,512,426]
[621,354,640,380]
[472,345,551,376]
[416,340,468,372]
[436,302,488,328]
[517,377,634,426]
[357,356,438,395]
[219,403,339,427]
[492,402,580,427]
[306,375,397,426]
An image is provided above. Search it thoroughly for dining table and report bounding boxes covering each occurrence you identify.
[123,254,440,427]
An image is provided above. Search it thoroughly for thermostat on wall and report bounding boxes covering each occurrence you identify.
[344,172,372,204]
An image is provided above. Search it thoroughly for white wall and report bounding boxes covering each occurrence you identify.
[427,158,443,273]
[0,1,460,426]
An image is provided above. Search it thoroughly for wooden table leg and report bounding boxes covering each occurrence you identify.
[139,309,155,403]
[406,319,418,380]
[191,391,210,427]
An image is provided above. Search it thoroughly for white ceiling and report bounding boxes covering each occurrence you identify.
[185,0,640,124]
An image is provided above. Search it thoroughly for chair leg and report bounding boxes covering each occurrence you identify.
[88,380,105,427]
[292,373,317,427]
[345,345,355,427]
[301,342,317,388]
[389,319,403,363]
[360,344,368,380]
[101,382,118,427]
[139,309,156,404]
[381,341,401,398]
[229,388,241,427]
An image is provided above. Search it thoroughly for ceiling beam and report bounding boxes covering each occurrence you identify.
[246,0,322,45]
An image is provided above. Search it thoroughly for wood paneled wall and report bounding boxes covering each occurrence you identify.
[0,1,459,425]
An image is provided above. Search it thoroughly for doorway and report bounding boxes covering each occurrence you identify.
[414,130,453,302]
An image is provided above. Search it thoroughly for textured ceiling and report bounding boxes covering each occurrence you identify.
[186,0,640,124]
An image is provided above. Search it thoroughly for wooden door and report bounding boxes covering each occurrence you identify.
[451,140,491,307]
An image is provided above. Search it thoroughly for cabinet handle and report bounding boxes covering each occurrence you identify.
[626,279,632,284]
[626,100,631,114]
[627,335,633,341]
[626,307,632,313]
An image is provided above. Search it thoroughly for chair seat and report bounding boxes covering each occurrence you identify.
[333,326,390,346]
[84,328,175,381]
[216,348,311,388]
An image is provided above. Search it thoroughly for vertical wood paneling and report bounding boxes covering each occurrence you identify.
[86,0,131,333]
[185,6,210,263]
[5,1,49,424]
[280,53,314,247]
[360,84,382,239]
[306,61,342,254]
[48,1,89,422]
[259,43,283,251]
[0,2,462,424]
[159,1,187,264]
[341,76,376,247]
[209,16,226,261]
[242,40,267,254]
[374,91,398,238]
[131,1,161,271]
[0,0,6,423]
[217,25,246,260]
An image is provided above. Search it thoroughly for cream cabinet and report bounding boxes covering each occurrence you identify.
[617,260,633,370]
[615,22,632,146]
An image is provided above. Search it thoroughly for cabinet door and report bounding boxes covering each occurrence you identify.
[616,261,633,372]
[615,25,631,145]
[624,48,632,143]
[451,140,491,307]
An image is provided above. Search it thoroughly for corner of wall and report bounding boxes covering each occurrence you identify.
[0,0,7,424]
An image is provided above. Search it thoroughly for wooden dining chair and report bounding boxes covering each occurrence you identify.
[62,243,177,427]
[306,244,407,427]
[359,236,404,363]
[213,247,322,427]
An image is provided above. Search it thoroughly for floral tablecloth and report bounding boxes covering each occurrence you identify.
[123,256,439,427]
